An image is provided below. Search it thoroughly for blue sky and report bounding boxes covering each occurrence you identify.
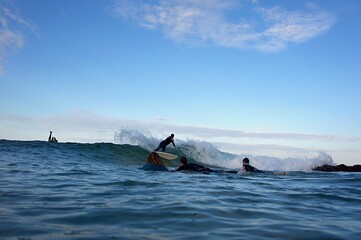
[1,0,361,165]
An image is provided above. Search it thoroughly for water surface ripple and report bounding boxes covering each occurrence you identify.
[1,140,360,239]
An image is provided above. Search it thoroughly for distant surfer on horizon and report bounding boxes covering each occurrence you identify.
[154,134,176,152]
[48,131,58,143]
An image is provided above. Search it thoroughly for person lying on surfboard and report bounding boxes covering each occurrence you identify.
[141,153,213,174]
[241,158,264,173]
[176,157,214,174]
[154,134,176,152]
[240,158,288,175]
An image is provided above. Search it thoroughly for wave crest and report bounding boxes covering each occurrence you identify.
[114,128,335,171]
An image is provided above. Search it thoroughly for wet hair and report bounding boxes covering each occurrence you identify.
[180,156,187,165]
[147,152,165,166]
[171,134,174,137]
[242,158,250,164]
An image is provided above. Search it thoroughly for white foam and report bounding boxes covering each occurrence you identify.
[114,128,335,171]
[114,128,158,151]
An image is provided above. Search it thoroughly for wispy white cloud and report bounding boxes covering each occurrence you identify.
[256,6,336,51]
[113,0,336,52]
[157,123,361,142]
[3,110,361,164]
[0,3,34,74]
[1,110,360,142]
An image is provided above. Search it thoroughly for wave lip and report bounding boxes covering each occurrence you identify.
[113,128,335,171]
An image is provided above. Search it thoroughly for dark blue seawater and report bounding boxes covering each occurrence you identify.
[1,140,360,239]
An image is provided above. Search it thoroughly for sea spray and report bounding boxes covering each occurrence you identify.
[114,128,335,171]
[178,141,334,171]
[248,152,334,171]
[114,128,159,151]
[172,139,243,169]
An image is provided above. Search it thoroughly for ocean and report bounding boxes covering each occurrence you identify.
[1,138,360,240]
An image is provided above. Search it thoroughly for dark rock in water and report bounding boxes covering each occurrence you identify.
[313,164,361,172]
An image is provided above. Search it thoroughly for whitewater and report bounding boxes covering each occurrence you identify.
[114,128,334,172]
[1,132,360,239]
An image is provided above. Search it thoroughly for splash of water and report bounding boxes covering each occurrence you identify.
[114,128,159,151]
[114,128,335,171]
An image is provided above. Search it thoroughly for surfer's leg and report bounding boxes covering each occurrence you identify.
[154,142,163,151]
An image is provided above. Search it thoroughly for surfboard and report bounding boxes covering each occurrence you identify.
[155,151,178,160]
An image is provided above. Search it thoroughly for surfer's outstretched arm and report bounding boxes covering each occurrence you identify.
[48,131,52,142]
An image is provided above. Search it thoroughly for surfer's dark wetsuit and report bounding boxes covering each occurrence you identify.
[176,163,214,174]
[243,163,265,173]
[155,134,176,152]
[48,131,58,143]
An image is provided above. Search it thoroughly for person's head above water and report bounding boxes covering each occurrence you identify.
[242,158,250,164]
[171,133,174,138]
[180,156,187,165]
[147,152,165,166]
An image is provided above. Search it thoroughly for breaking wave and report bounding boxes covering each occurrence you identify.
[114,128,334,171]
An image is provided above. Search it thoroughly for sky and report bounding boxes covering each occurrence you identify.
[0,0,361,165]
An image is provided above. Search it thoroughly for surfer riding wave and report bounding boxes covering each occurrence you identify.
[154,134,176,152]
